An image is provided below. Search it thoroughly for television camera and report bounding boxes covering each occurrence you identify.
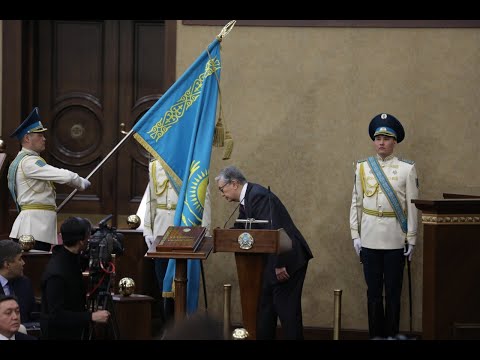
[84,214,124,339]
[87,214,125,274]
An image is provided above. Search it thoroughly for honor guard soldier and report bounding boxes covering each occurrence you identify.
[8,107,91,251]
[349,113,419,339]
[143,158,178,323]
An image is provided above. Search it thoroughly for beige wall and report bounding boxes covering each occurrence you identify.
[176,22,480,332]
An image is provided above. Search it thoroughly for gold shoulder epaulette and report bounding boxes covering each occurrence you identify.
[398,158,415,165]
[357,158,367,163]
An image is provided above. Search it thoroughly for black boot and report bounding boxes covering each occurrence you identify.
[367,301,386,338]
[385,301,401,338]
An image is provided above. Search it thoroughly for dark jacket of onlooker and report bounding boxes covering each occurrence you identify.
[40,245,91,339]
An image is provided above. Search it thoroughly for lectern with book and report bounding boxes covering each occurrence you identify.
[213,224,292,339]
[146,225,212,321]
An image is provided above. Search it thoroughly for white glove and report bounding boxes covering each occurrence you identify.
[78,177,91,191]
[404,244,414,261]
[353,238,362,256]
[144,235,155,248]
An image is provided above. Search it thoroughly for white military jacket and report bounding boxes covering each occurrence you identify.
[9,148,86,245]
[143,160,179,238]
[143,160,211,239]
[350,154,419,249]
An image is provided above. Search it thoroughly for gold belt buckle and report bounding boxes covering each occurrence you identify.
[378,210,383,217]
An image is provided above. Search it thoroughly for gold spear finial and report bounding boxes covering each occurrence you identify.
[217,20,236,42]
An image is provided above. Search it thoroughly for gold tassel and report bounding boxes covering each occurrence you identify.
[213,117,225,147]
[222,130,234,160]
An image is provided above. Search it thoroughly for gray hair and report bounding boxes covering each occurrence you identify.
[215,165,247,185]
[0,240,22,269]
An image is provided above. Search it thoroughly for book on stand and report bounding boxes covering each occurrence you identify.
[156,226,207,252]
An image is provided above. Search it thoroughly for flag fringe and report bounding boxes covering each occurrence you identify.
[213,117,225,147]
[222,130,234,160]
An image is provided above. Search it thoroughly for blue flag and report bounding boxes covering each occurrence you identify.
[133,38,221,314]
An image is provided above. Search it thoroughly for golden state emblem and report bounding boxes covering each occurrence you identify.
[238,232,254,250]
[181,160,209,226]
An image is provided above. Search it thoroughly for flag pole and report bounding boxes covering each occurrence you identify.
[58,20,236,214]
[56,129,135,213]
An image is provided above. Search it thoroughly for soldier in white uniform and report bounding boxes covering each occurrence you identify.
[349,113,419,338]
[142,158,211,323]
[143,159,178,322]
[8,107,91,251]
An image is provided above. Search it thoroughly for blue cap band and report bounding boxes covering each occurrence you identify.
[374,126,397,139]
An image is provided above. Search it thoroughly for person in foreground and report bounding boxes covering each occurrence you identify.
[8,107,91,251]
[215,165,313,340]
[349,113,419,338]
[0,240,36,324]
[40,217,110,339]
[0,295,37,340]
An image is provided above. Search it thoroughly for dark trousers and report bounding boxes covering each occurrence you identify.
[33,240,52,251]
[154,258,174,323]
[256,265,307,340]
[361,247,405,338]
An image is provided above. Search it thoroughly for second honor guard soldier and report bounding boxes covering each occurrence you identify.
[8,107,91,251]
[143,159,177,323]
[349,113,419,339]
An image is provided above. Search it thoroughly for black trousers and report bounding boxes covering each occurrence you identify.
[361,247,405,338]
[33,240,52,251]
[256,265,308,340]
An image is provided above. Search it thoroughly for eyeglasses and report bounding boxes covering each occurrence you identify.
[218,182,230,193]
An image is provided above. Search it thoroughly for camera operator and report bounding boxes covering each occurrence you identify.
[40,217,110,340]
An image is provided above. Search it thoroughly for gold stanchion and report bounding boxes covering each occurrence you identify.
[333,289,343,340]
[223,284,232,339]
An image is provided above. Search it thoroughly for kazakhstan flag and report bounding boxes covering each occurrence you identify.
[133,38,221,314]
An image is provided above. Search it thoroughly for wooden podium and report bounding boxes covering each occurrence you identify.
[145,235,213,322]
[213,227,292,339]
[413,197,480,339]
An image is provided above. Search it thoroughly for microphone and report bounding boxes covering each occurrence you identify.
[268,186,273,229]
[223,202,242,228]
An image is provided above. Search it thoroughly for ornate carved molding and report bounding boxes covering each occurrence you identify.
[422,214,480,225]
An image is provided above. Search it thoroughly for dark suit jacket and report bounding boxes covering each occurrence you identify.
[234,183,313,283]
[14,331,37,340]
[40,245,91,340]
[0,276,36,323]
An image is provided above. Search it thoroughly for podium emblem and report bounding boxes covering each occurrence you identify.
[238,232,254,250]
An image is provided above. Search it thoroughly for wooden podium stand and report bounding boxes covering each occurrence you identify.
[413,197,480,339]
[213,228,291,339]
[145,235,213,322]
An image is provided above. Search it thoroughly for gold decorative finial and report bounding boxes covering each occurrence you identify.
[118,277,136,296]
[232,327,249,340]
[216,20,236,42]
[126,214,141,229]
[18,235,35,252]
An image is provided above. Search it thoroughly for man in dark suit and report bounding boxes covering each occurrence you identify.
[215,166,313,340]
[0,295,37,340]
[0,240,36,323]
[40,217,110,340]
